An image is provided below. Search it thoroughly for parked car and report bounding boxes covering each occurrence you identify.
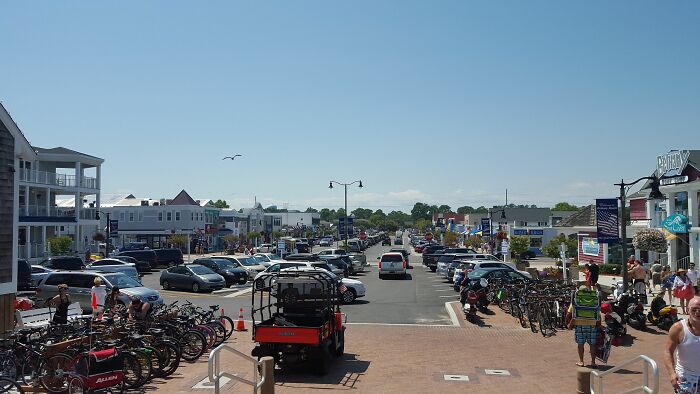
[17,259,33,291]
[257,244,275,253]
[111,255,151,272]
[30,265,54,289]
[116,250,159,268]
[378,252,408,279]
[381,238,391,246]
[39,256,85,271]
[86,264,140,282]
[192,258,249,286]
[283,253,320,262]
[452,263,532,291]
[159,264,226,292]
[347,254,369,273]
[36,271,162,313]
[280,266,366,304]
[153,248,184,266]
[319,238,333,247]
[389,248,411,266]
[253,253,278,267]
[318,249,348,256]
[393,237,403,245]
[316,255,350,277]
[219,255,267,279]
[347,240,362,252]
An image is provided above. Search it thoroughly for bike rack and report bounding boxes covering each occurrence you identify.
[590,354,659,394]
[208,343,266,394]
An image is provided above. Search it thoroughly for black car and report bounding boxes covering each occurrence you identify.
[154,248,184,266]
[393,238,403,245]
[116,250,159,268]
[283,253,319,262]
[192,258,248,286]
[39,256,85,270]
[381,238,391,246]
[465,267,530,287]
[17,259,32,291]
[111,255,152,272]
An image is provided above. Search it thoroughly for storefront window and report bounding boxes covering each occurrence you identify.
[530,237,542,247]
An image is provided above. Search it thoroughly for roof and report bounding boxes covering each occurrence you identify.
[0,102,36,158]
[555,205,596,227]
[33,146,103,163]
[169,190,199,206]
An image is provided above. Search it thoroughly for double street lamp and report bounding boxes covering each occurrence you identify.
[95,210,111,256]
[615,175,665,293]
[329,180,363,247]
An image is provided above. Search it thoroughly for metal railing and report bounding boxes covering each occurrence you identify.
[590,354,659,394]
[208,343,266,394]
[18,168,98,189]
[18,244,47,259]
[677,256,691,270]
[18,206,96,221]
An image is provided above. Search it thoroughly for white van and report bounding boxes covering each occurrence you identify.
[347,240,362,252]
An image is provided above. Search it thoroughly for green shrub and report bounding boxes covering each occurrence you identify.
[599,263,622,275]
[48,236,73,255]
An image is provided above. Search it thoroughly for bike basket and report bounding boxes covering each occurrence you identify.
[75,348,124,389]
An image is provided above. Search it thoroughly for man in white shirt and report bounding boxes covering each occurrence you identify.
[687,263,698,296]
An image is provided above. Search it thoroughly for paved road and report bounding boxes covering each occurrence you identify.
[140,235,457,325]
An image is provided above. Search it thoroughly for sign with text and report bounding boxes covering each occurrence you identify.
[663,213,689,234]
[582,237,600,256]
[481,218,491,236]
[109,220,119,236]
[338,217,354,239]
[657,150,690,177]
[596,199,619,244]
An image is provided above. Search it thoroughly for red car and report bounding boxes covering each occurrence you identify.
[415,244,426,253]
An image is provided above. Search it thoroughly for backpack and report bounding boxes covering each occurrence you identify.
[572,288,600,325]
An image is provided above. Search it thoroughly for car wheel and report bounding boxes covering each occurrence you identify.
[162,280,169,290]
[239,277,248,285]
[341,289,356,304]
[192,282,200,293]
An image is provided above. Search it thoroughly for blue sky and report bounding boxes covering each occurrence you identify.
[2,1,698,212]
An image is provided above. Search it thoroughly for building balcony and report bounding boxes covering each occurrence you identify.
[19,206,97,222]
[18,168,99,190]
[18,243,47,260]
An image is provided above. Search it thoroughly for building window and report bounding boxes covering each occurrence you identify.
[530,237,543,248]
[129,212,135,222]
[273,218,281,226]
[167,212,172,221]
[138,212,143,221]
[120,212,125,221]
[158,212,163,222]
[191,212,194,221]
[176,212,181,221]
[520,221,526,226]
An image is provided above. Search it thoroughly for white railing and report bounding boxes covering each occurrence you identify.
[20,205,77,218]
[677,256,691,270]
[208,344,267,394]
[18,168,98,189]
[590,354,659,394]
[18,244,47,259]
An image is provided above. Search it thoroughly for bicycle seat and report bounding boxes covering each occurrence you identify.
[147,328,164,336]
[130,333,145,340]
[209,305,220,310]
[102,339,119,347]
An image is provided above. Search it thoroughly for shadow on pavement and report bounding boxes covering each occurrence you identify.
[380,274,413,281]
[275,353,370,388]
[351,300,370,305]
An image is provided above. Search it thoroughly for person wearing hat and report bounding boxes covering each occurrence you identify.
[91,277,107,319]
[104,286,121,319]
[48,284,71,325]
[674,269,695,314]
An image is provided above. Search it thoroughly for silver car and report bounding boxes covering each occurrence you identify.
[36,271,162,312]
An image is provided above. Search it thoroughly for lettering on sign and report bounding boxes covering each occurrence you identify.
[657,150,690,177]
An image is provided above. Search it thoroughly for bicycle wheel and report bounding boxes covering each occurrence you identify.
[0,355,17,381]
[121,352,143,390]
[179,331,206,362]
[0,377,24,394]
[219,315,235,340]
[67,376,86,394]
[38,353,74,393]
[527,305,538,333]
[130,349,153,386]
[537,309,549,337]
[206,321,227,347]
[197,326,216,350]
[153,341,180,377]
[144,346,165,379]
[20,354,40,385]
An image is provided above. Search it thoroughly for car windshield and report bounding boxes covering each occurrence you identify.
[104,273,142,289]
[238,257,259,266]
[211,259,236,269]
[255,255,271,262]
[190,265,215,275]
[437,256,453,263]
[468,269,493,279]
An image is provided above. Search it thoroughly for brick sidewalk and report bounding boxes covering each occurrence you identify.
[149,305,674,393]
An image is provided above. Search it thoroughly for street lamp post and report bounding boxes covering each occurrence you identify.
[488,208,507,260]
[329,180,363,250]
[95,211,111,257]
[615,176,665,293]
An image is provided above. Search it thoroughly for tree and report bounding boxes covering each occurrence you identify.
[373,209,386,217]
[92,232,106,242]
[320,208,333,221]
[475,206,488,213]
[444,231,459,246]
[437,205,452,213]
[509,236,530,262]
[48,236,73,255]
[272,231,284,240]
[415,218,432,232]
[542,234,578,259]
[214,199,230,208]
[552,202,578,211]
[351,208,373,220]
[304,207,318,213]
[369,213,385,228]
[169,234,189,249]
[464,236,483,249]
[457,206,474,214]
[411,202,432,221]
[247,232,261,244]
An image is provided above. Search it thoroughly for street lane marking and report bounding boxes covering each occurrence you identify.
[225,287,253,298]
[444,375,470,382]
[192,376,231,389]
[445,301,460,327]
[485,369,511,376]
[435,289,450,292]
[439,295,458,298]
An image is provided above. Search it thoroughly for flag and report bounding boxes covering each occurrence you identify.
[663,228,677,241]
[339,283,348,293]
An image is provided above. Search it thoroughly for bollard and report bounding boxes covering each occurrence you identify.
[260,356,275,394]
[577,367,591,393]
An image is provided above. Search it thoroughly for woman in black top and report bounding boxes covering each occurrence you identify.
[50,284,71,324]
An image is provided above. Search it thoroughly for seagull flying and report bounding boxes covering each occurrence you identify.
[222,154,243,160]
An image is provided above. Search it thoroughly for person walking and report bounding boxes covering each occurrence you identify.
[662,266,676,306]
[567,286,601,368]
[664,296,700,393]
[651,260,663,292]
[630,260,647,295]
[48,284,71,325]
[90,277,107,320]
[675,270,695,315]
[687,263,699,296]
[104,286,121,319]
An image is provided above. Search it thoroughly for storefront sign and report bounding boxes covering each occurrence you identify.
[660,175,689,186]
[663,213,689,234]
[581,237,600,256]
[657,150,690,177]
[513,229,528,235]
[481,218,491,235]
[529,229,544,236]
[596,199,619,244]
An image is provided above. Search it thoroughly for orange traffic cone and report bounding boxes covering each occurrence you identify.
[235,308,247,331]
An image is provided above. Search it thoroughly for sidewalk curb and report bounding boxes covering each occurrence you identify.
[445,301,460,327]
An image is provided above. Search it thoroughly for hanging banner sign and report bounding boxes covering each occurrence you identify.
[596,199,619,244]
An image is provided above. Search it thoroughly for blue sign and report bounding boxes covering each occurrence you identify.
[663,214,689,234]
[338,217,354,239]
[514,229,528,235]
[481,218,491,235]
[596,199,619,244]
[582,237,600,256]
[529,229,544,236]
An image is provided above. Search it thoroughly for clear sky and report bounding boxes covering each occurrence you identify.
[2,1,698,213]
